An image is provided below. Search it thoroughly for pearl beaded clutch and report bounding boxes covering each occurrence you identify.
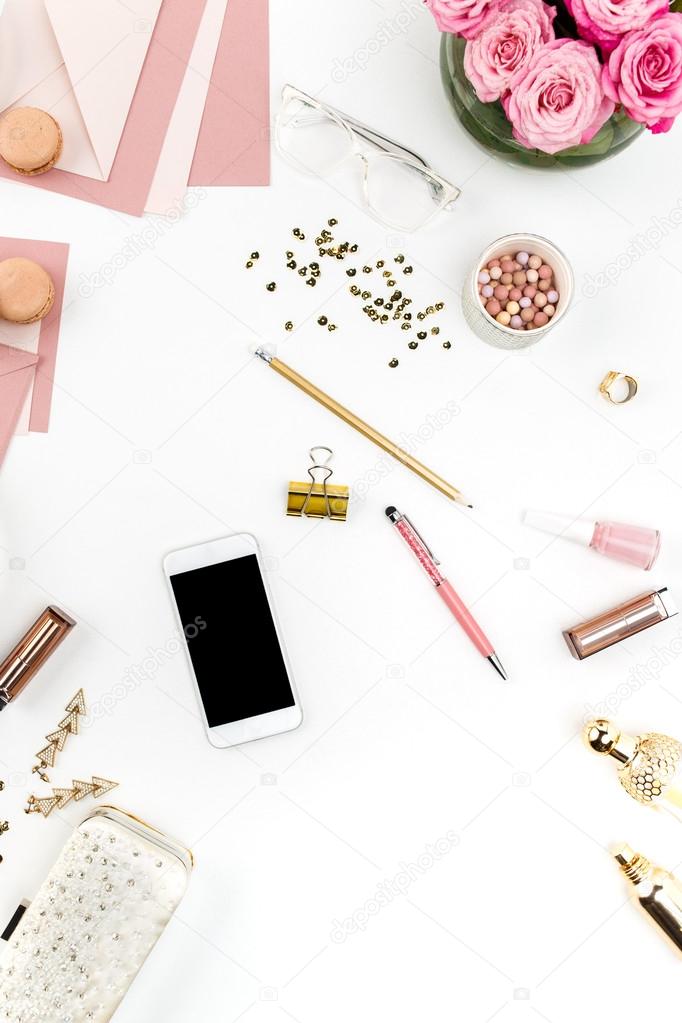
[0,806,192,1023]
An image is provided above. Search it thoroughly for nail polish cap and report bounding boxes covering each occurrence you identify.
[524,509,594,547]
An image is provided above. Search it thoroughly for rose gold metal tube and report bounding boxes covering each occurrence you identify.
[0,606,76,708]
[564,588,676,660]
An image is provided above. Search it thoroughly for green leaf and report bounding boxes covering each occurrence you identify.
[558,122,615,159]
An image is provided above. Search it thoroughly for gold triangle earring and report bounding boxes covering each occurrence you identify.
[32,689,86,782]
[25,776,118,818]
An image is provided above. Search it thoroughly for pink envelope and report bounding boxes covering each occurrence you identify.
[0,237,70,434]
[0,345,39,469]
[189,0,270,187]
[0,0,207,216]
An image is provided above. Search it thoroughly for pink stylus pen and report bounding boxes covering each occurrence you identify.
[385,506,509,680]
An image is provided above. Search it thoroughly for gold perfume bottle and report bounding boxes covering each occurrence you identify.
[584,719,682,820]
[614,843,682,954]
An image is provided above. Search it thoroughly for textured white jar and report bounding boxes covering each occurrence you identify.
[462,232,574,350]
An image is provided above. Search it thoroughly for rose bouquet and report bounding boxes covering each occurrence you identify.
[430,0,682,161]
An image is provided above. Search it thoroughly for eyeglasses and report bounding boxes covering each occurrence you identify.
[275,84,461,233]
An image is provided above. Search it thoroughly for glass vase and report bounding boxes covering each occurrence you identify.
[440,33,644,169]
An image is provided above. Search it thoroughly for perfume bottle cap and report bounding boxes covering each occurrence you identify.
[523,509,594,547]
[584,719,637,763]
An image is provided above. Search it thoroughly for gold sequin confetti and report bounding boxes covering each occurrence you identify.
[266,282,276,292]
[285,321,294,332]
[388,358,399,368]
[442,341,451,349]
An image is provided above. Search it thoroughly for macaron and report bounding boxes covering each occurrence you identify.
[0,107,63,176]
[0,258,55,323]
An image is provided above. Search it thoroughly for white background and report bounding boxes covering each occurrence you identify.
[2,1,682,1019]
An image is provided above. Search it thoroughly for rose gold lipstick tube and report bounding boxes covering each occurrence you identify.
[0,606,76,709]
[563,588,677,659]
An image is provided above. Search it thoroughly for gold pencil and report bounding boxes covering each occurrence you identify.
[255,348,472,507]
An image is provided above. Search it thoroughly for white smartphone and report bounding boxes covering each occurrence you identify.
[163,533,303,748]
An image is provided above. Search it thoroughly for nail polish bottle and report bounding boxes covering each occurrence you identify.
[614,843,682,954]
[584,719,682,822]
[523,510,661,570]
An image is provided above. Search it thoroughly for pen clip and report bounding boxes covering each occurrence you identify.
[402,515,440,565]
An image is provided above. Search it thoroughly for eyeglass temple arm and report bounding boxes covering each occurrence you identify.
[336,111,429,167]
[284,86,460,207]
[325,105,459,206]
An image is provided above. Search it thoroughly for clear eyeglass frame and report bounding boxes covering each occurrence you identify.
[275,84,462,233]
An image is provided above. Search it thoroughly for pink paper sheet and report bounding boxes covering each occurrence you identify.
[0,237,70,433]
[189,0,270,187]
[0,345,38,469]
[0,0,208,216]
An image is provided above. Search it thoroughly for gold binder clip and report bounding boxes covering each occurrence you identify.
[287,446,349,521]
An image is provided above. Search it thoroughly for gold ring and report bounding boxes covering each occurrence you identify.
[599,371,638,405]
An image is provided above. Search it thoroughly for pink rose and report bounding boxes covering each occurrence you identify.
[565,0,668,53]
[603,13,682,132]
[464,0,556,103]
[425,0,492,40]
[503,39,615,153]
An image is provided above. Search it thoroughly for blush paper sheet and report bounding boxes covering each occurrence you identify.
[145,0,230,215]
[189,0,270,187]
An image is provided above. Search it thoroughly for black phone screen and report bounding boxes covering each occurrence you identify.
[170,555,295,727]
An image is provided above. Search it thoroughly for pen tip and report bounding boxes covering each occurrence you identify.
[487,654,509,681]
[385,506,396,517]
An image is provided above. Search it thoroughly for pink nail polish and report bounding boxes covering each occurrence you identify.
[524,511,661,570]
